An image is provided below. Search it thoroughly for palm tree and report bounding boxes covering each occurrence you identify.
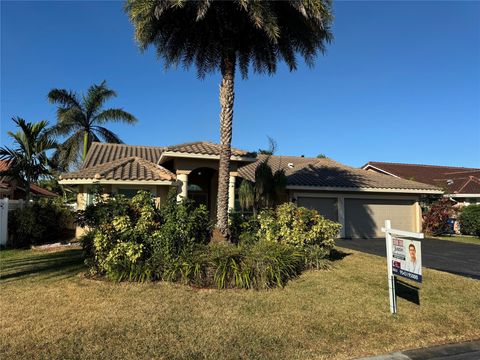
[125,0,333,239]
[0,118,57,200]
[48,81,137,170]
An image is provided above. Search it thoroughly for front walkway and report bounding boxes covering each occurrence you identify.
[336,237,480,280]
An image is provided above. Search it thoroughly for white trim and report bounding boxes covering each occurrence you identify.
[59,179,177,186]
[292,192,419,201]
[444,193,480,198]
[158,151,256,164]
[361,165,401,178]
[287,185,442,194]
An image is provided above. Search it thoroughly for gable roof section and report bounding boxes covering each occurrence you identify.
[362,162,480,194]
[239,155,441,192]
[82,142,165,169]
[61,156,175,182]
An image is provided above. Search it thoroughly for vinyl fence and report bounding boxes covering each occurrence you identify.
[0,199,26,247]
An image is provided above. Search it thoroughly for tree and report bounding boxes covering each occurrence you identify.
[0,118,56,200]
[48,81,137,170]
[126,0,333,239]
[317,153,326,158]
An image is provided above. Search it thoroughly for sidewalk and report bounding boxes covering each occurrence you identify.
[357,340,480,360]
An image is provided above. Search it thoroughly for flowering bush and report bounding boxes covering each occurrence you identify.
[257,202,341,251]
[422,198,455,236]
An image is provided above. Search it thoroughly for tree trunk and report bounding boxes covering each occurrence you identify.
[216,54,236,240]
[83,131,89,161]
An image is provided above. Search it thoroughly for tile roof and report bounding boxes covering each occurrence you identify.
[0,160,10,172]
[363,162,480,194]
[238,155,440,191]
[30,184,58,197]
[0,160,57,197]
[164,141,250,157]
[62,157,175,182]
[82,143,165,169]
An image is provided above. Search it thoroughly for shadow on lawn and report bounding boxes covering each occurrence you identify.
[0,249,85,283]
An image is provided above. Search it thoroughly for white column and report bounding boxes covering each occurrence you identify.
[176,173,188,202]
[414,200,422,233]
[337,196,345,238]
[228,174,236,212]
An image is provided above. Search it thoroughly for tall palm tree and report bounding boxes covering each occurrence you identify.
[48,81,137,170]
[126,0,333,239]
[0,118,57,200]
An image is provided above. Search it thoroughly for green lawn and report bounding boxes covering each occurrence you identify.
[1,246,479,360]
[431,235,479,245]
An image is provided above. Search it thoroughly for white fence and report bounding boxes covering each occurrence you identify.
[0,199,26,247]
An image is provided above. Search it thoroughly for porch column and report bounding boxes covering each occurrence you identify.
[228,172,236,212]
[176,170,190,202]
[414,200,422,232]
[337,196,346,238]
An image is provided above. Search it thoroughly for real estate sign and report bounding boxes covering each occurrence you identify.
[391,237,422,283]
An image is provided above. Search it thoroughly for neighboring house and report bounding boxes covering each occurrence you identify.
[59,141,441,239]
[0,160,57,200]
[362,162,480,206]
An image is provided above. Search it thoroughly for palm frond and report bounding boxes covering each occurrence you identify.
[94,108,138,125]
[93,126,123,144]
[48,88,83,110]
[84,81,117,120]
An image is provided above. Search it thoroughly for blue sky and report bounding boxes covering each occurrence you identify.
[1,1,479,168]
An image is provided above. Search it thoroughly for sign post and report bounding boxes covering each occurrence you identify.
[382,220,423,314]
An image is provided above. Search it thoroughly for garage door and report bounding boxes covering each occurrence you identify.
[345,199,415,238]
[297,197,338,221]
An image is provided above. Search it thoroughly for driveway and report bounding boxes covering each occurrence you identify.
[336,237,480,280]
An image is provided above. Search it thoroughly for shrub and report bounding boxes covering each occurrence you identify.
[8,199,74,248]
[458,205,480,237]
[422,198,455,236]
[257,202,341,251]
[81,190,212,279]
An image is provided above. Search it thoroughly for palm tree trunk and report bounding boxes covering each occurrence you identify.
[216,54,236,240]
[83,131,89,161]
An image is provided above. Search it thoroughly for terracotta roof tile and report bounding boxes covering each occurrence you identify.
[164,141,250,157]
[62,157,175,182]
[239,155,439,191]
[82,143,164,169]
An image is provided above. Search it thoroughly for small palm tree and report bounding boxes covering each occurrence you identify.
[126,0,333,239]
[0,118,57,200]
[48,81,137,170]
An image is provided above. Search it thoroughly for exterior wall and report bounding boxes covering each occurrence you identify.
[289,189,421,238]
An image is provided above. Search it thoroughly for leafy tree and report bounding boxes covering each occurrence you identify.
[0,118,56,200]
[125,0,333,239]
[317,154,326,158]
[48,81,137,170]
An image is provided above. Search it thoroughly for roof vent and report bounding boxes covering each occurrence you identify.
[287,163,294,169]
[446,179,454,185]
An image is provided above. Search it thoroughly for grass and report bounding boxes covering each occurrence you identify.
[1,246,479,359]
[431,234,479,245]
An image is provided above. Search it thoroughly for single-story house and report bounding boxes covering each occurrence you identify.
[362,162,480,206]
[59,142,442,239]
[0,160,57,199]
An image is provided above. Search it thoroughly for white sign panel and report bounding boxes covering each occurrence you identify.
[391,237,422,283]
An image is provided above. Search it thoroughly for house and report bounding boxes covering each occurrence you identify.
[0,160,57,200]
[59,142,442,239]
[362,162,480,206]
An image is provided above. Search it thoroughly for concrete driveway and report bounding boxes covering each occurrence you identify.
[336,237,480,280]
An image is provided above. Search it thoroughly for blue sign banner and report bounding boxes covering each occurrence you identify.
[392,266,422,283]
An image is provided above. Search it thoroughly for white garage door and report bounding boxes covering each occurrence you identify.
[345,199,415,238]
[296,197,338,221]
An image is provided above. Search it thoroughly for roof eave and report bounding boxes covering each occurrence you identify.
[59,179,177,186]
[158,151,256,164]
[286,185,443,194]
